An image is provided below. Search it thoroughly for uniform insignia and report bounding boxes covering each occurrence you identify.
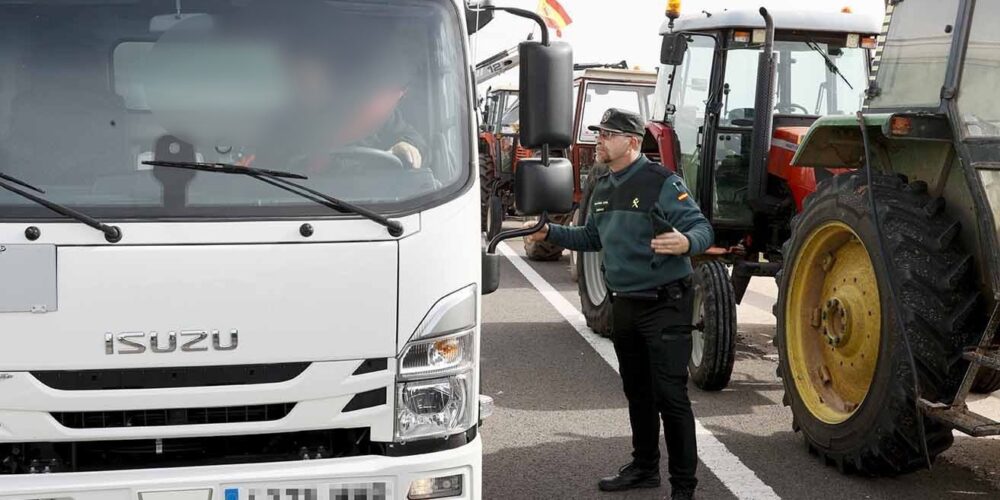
[672,180,689,201]
[603,109,613,122]
[632,197,640,208]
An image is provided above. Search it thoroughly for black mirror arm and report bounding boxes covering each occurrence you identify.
[478,6,550,45]
[487,211,549,253]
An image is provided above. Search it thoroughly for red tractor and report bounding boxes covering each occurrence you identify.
[478,67,658,260]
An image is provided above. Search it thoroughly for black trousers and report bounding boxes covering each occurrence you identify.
[611,280,698,491]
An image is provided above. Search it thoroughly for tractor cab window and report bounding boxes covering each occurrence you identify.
[663,34,715,196]
[959,1,1000,138]
[0,0,470,219]
[720,40,868,127]
[578,83,654,143]
[869,0,960,109]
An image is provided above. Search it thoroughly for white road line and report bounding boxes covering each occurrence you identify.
[498,242,781,500]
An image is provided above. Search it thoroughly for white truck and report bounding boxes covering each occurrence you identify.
[0,1,573,499]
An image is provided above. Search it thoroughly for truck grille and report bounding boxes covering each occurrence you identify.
[51,403,295,429]
[0,428,376,474]
[31,363,310,391]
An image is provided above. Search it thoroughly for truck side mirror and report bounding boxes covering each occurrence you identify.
[514,158,574,216]
[518,41,573,149]
[660,33,688,66]
[466,1,495,35]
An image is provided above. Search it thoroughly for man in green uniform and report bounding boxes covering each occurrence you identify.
[527,108,713,500]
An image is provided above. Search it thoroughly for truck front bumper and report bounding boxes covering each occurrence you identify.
[0,435,481,500]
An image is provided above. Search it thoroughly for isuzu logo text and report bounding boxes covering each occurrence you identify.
[104,329,239,354]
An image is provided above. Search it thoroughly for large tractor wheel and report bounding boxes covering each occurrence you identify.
[486,192,503,242]
[577,165,612,336]
[776,172,981,475]
[689,260,737,391]
[479,151,495,232]
[525,212,571,261]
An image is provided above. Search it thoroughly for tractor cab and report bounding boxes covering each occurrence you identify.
[653,1,881,260]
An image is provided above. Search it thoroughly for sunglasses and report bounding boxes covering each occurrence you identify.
[597,129,638,140]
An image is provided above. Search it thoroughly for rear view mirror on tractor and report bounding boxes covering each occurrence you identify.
[465,1,495,35]
[660,33,688,66]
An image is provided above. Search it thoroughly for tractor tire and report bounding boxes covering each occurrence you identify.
[479,152,494,232]
[569,207,581,282]
[775,172,981,475]
[971,367,1000,394]
[577,165,612,337]
[524,212,571,261]
[689,260,737,391]
[486,192,503,242]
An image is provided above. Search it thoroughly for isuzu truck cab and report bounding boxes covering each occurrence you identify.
[0,1,573,498]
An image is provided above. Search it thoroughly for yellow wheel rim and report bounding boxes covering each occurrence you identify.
[786,221,881,424]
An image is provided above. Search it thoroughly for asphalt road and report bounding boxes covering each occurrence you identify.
[480,236,1000,500]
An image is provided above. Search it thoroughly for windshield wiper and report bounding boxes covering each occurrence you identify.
[806,40,854,90]
[0,171,122,242]
[143,161,404,237]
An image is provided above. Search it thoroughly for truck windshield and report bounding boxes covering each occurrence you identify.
[0,0,469,219]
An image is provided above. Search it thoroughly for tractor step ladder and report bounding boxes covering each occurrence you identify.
[918,302,1000,437]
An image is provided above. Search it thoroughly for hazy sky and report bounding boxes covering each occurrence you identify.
[470,0,886,88]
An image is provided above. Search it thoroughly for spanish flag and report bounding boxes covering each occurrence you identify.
[536,0,572,37]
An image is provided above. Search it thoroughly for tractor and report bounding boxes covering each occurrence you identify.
[775,0,1000,475]
[478,67,657,260]
[577,0,885,392]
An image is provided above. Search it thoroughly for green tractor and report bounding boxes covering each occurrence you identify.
[778,0,1000,474]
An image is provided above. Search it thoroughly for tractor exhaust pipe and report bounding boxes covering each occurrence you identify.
[747,7,776,208]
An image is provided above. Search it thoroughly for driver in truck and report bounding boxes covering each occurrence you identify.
[238,6,427,172]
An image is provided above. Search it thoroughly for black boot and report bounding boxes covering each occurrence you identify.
[670,487,695,500]
[597,462,660,492]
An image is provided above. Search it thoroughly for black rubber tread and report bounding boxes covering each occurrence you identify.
[479,151,495,231]
[577,164,613,336]
[689,260,738,391]
[525,212,573,261]
[568,207,581,282]
[775,172,982,476]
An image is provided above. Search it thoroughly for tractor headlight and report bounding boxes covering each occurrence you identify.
[395,285,478,442]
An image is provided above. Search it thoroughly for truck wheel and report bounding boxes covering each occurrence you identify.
[525,212,571,261]
[689,260,737,391]
[776,172,981,475]
[577,167,612,336]
[971,367,1000,394]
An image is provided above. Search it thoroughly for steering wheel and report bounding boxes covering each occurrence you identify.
[778,103,810,115]
[328,146,407,170]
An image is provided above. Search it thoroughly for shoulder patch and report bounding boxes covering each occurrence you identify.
[669,177,690,201]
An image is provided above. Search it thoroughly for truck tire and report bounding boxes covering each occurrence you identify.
[479,151,494,232]
[971,367,1000,394]
[577,166,612,336]
[776,172,981,475]
[689,260,737,391]
[525,212,571,261]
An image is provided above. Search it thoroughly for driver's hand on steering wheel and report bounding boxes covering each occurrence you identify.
[390,141,422,169]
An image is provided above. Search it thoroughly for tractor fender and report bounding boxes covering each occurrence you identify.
[791,113,893,170]
[643,121,681,173]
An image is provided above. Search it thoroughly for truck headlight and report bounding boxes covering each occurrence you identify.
[396,285,478,442]
[397,373,474,441]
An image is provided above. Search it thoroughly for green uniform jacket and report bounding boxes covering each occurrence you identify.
[546,155,714,292]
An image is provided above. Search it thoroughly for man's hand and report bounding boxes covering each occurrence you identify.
[390,142,422,169]
[524,221,549,243]
[651,229,689,255]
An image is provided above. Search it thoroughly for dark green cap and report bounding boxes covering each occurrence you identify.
[587,108,645,137]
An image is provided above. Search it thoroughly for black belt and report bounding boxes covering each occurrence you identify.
[611,276,691,302]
